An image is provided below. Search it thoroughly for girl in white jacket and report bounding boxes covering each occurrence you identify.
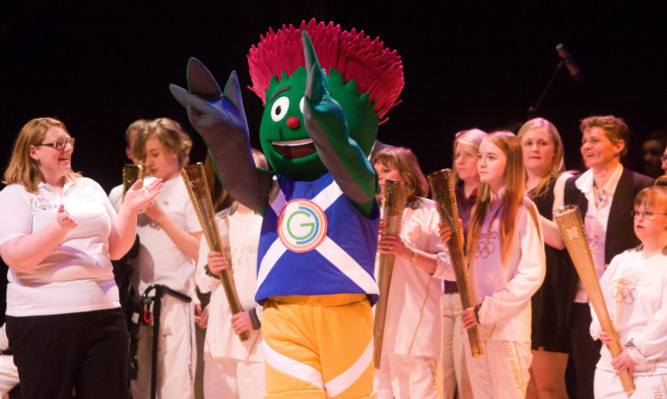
[590,184,667,398]
[373,147,449,399]
[441,131,546,399]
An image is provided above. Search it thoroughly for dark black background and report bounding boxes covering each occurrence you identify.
[0,1,665,316]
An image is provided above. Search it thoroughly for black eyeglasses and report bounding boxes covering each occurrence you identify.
[631,210,667,221]
[35,137,75,150]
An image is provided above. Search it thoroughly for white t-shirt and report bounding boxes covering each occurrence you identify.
[195,205,264,362]
[0,178,120,316]
[131,175,202,296]
[590,249,667,376]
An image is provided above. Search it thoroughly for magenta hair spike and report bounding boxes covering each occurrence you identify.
[247,19,404,120]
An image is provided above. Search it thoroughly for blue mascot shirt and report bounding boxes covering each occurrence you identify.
[255,173,379,305]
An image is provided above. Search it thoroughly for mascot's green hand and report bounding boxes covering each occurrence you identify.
[302,32,348,148]
[170,58,272,212]
[301,32,377,217]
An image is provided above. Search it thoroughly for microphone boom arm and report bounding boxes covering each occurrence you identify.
[528,60,564,119]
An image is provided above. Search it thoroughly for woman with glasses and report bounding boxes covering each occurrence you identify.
[590,184,667,398]
[0,117,162,398]
[563,115,653,398]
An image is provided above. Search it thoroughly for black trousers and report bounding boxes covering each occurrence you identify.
[6,308,130,399]
[566,302,601,399]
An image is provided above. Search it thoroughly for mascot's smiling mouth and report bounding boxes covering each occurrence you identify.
[271,138,316,159]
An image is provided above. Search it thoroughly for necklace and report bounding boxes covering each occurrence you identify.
[593,183,604,203]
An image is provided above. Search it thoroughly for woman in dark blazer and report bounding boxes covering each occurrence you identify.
[563,115,653,399]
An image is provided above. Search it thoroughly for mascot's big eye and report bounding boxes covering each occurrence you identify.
[270,97,290,122]
[299,97,306,114]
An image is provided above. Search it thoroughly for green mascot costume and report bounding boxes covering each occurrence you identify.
[171,19,403,398]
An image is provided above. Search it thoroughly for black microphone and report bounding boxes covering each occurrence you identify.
[555,43,583,82]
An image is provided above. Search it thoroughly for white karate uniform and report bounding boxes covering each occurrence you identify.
[130,176,202,399]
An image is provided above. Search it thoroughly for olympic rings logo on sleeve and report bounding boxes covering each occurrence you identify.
[278,199,328,253]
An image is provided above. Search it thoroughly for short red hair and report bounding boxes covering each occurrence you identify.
[247,19,404,121]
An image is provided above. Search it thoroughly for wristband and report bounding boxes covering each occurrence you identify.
[249,308,261,330]
[204,264,217,278]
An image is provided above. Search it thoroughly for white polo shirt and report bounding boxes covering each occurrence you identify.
[0,178,120,316]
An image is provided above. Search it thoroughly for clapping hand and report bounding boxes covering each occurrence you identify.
[56,204,77,232]
[122,179,163,214]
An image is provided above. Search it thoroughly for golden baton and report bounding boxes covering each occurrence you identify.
[122,164,145,199]
[428,169,482,358]
[181,162,249,342]
[373,179,408,368]
[553,205,635,396]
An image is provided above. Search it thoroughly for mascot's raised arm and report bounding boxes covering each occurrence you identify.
[171,19,404,398]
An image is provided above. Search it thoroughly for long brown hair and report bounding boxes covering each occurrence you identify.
[373,146,428,203]
[3,117,81,193]
[467,132,527,269]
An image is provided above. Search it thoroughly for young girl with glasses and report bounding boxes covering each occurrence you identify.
[589,184,667,398]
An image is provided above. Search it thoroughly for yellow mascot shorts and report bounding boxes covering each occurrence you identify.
[262,294,376,399]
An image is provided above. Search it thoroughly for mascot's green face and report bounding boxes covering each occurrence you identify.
[259,67,379,181]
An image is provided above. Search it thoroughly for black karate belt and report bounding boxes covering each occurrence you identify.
[141,284,192,399]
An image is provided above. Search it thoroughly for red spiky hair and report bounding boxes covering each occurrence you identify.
[248,19,404,121]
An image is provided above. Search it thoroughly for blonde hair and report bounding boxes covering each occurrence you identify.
[452,128,488,185]
[3,117,81,193]
[373,147,428,203]
[633,185,667,253]
[468,132,527,269]
[517,117,566,198]
[134,118,193,167]
[634,185,667,214]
